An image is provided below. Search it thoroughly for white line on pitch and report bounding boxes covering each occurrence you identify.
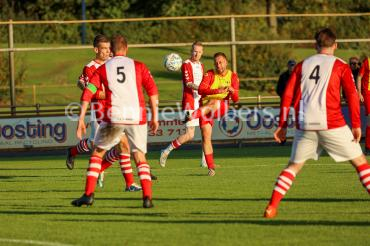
[0,238,76,246]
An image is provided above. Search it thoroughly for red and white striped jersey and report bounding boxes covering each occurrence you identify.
[279,54,360,130]
[82,60,105,121]
[82,55,158,125]
[359,58,370,94]
[181,59,204,110]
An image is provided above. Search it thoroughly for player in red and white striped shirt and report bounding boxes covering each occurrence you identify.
[357,57,370,154]
[264,28,370,219]
[72,34,159,208]
[160,41,207,167]
[65,35,142,192]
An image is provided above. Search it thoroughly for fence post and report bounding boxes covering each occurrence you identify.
[32,84,36,105]
[230,16,237,73]
[8,19,16,115]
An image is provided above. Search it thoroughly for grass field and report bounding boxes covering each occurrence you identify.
[0,146,369,245]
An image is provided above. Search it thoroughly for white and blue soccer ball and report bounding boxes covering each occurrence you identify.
[164,53,182,72]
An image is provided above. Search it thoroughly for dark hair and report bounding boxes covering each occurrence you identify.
[93,34,110,48]
[192,41,203,49]
[214,52,227,61]
[110,34,128,53]
[315,28,336,48]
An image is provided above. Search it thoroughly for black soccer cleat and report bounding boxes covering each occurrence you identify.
[143,196,154,208]
[150,173,158,181]
[66,147,75,170]
[71,193,94,207]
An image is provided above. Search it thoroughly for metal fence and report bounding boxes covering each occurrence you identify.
[1,12,370,115]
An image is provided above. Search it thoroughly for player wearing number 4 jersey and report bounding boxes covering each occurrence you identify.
[264,28,370,219]
[72,34,159,208]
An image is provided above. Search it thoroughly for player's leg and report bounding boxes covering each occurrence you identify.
[318,125,370,194]
[188,100,220,121]
[117,135,142,192]
[264,130,320,218]
[363,94,370,154]
[66,111,98,169]
[125,124,154,208]
[72,122,124,207]
[160,126,195,167]
[200,122,216,176]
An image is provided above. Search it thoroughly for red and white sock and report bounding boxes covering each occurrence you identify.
[205,153,215,169]
[356,163,370,194]
[137,162,152,199]
[101,148,119,172]
[119,154,134,188]
[164,139,181,154]
[70,138,90,156]
[84,155,102,196]
[268,169,296,208]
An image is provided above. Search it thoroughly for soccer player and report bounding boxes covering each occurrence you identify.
[357,56,370,154]
[186,52,239,176]
[160,41,206,167]
[72,34,159,208]
[65,34,142,191]
[264,28,370,219]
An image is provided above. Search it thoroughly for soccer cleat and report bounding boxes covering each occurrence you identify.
[208,168,216,176]
[97,172,104,188]
[264,205,277,219]
[66,147,75,170]
[143,196,154,208]
[159,150,168,167]
[151,173,158,181]
[125,183,142,192]
[71,193,94,207]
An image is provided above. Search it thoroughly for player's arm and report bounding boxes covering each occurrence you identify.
[198,72,227,96]
[228,73,240,103]
[141,64,159,133]
[182,63,199,90]
[341,64,361,141]
[357,59,367,102]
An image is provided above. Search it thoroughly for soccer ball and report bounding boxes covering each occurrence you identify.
[164,53,182,72]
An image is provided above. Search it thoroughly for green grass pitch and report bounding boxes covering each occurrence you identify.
[0,146,369,245]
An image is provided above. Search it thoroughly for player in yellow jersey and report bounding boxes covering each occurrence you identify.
[186,52,239,176]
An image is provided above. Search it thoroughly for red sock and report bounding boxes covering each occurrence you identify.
[137,162,152,199]
[119,154,134,188]
[171,139,181,149]
[366,127,370,150]
[70,138,90,156]
[101,148,119,172]
[356,163,370,194]
[84,155,102,196]
[191,109,202,119]
[205,153,215,169]
[268,169,296,208]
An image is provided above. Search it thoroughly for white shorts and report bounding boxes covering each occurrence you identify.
[184,110,199,127]
[290,125,363,163]
[94,122,147,153]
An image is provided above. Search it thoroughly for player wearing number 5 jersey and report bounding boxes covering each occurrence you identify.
[264,28,370,219]
[72,34,159,208]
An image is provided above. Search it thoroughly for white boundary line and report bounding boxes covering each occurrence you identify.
[0,238,75,246]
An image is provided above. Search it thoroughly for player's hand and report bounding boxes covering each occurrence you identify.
[150,120,159,134]
[274,127,287,143]
[96,91,106,100]
[352,127,361,143]
[358,92,364,103]
[77,119,86,140]
[228,86,235,94]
